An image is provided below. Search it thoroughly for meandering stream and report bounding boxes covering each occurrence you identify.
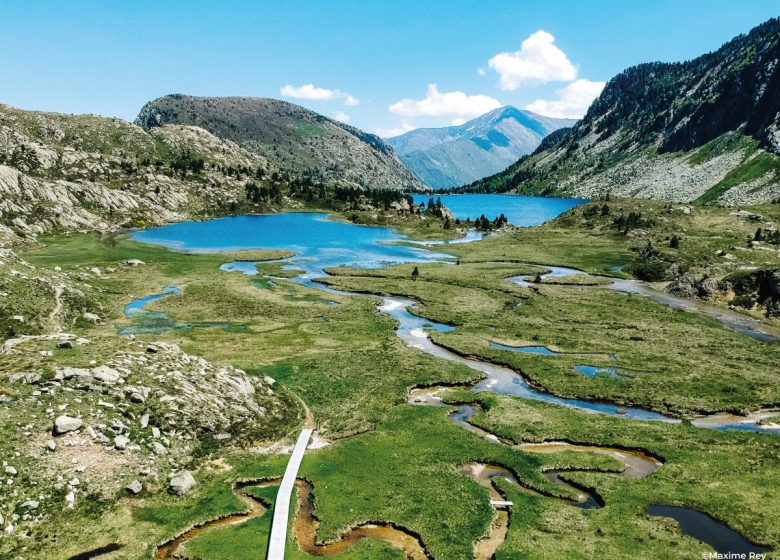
[125,211,777,557]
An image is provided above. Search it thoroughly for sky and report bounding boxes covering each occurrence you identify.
[1,1,778,137]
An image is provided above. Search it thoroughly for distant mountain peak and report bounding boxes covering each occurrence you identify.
[384,106,576,189]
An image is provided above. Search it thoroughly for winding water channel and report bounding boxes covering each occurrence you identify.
[125,211,777,558]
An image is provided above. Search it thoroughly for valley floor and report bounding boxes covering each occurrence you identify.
[0,202,778,560]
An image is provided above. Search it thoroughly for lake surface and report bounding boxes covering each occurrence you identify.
[411,193,587,226]
[132,213,452,278]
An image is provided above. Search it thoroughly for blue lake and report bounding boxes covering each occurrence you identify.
[411,193,587,226]
[132,213,453,280]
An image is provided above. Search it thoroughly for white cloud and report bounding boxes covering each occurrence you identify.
[331,110,350,122]
[451,118,467,126]
[477,67,486,76]
[280,83,360,106]
[488,30,577,90]
[376,122,416,138]
[524,79,606,119]
[389,84,501,119]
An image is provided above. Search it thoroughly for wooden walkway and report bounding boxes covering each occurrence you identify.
[266,428,313,560]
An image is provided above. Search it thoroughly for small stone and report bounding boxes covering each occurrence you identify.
[82,312,101,323]
[4,466,16,476]
[45,440,56,452]
[20,500,38,510]
[114,435,130,450]
[169,470,196,496]
[150,442,166,455]
[54,415,82,435]
[151,427,160,438]
[126,480,143,495]
[140,414,149,429]
[146,344,158,354]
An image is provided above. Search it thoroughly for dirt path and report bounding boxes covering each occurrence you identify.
[48,283,64,332]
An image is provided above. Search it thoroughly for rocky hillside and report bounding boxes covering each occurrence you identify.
[463,18,780,205]
[136,95,422,191]
[0,102,275,243]
[385,106,575,189]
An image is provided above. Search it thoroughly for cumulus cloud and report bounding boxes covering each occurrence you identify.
[389,84,501,119]
[376,122,417,138]
[524,79,606,119]
[280,83,360,106]
[331,110,350,122]
[488,30,577,90]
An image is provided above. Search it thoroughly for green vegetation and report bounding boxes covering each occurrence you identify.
[320,260,780,416]
[696,149,780,204]
[445,392,780,558]
[4,202,780,559]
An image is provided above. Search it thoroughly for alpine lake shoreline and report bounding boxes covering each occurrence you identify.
[1,195,779,560]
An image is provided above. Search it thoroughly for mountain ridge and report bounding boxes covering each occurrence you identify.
[460,18,780,204]
[136,95,422,191]
[385,106,575,189]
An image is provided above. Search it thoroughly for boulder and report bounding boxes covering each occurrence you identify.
[169,470,196,496]
[126,480,143,495]
[82,312,101,323]
[114,435,130,450]
[54,415,82,435]
[92,365,121,384]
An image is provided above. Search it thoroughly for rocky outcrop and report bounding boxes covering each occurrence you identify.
[0,102,276,243]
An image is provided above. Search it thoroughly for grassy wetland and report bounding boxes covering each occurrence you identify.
[1,199,779,559]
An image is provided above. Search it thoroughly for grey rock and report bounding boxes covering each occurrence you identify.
[114,435,130,450]
[92,365,121,384]
[54,415,82,435]
[126,480,143,494]
[169,470,196,496]
[9,372,41,384]
[82,312,101,323]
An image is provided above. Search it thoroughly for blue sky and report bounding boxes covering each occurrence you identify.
[1,1,777,136]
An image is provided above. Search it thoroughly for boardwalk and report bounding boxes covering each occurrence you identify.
[267,428,314,560]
